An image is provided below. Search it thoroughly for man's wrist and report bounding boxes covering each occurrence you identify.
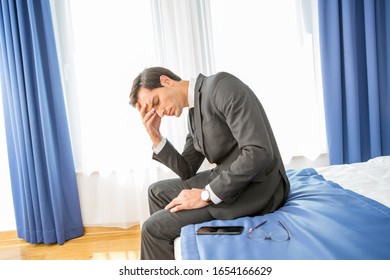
[201,189,213,204]
[153,137,166,154]
[205,185,222,204]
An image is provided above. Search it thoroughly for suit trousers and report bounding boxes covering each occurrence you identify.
[141,170,214,260]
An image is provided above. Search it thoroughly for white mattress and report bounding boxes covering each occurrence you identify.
[174,156,390,259]
[316,156,390,207]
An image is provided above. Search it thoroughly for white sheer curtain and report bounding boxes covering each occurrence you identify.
[51,0,216,228]
[47,0,326,229]
[151,0,215,77]
[150,0,216,171]
[52,0,159,227]
[210,0,327,163]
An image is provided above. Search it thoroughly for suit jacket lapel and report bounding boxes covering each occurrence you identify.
[194,74,205,153]
[188,108,201,151]
[188,108,195,136]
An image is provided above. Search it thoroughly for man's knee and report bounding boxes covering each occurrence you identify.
[142,210,180,241]
[148,179,178,200]
[148,181,162,199]
[141,215,155,238]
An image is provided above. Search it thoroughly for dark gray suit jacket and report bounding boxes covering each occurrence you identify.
[153,72,290,220]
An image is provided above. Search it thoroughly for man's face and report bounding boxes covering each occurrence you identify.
[137,86,183,118]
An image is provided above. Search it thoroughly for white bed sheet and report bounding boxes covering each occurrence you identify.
[174,156,390,259]
[316,156,390,207]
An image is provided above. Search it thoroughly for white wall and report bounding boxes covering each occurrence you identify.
[285,154,330,170]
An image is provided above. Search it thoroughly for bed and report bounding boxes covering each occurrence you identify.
[174,156,390,260]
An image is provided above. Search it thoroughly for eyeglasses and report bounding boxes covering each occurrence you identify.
[247,220,291,242]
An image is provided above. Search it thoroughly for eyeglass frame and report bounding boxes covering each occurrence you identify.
[247,220,291,241]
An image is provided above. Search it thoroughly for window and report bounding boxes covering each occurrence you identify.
[67,0,157,173]
[210,0,327,162]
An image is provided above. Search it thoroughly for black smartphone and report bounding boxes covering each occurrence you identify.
[196,226,244,235]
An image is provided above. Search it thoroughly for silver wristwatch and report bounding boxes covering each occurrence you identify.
[201,189,212,204]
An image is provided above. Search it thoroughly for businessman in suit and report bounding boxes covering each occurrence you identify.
[129,67,290,260]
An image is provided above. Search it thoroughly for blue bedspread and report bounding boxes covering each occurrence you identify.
[180,168,390,260]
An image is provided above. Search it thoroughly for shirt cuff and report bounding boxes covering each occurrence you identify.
[152,137,166,154]
[205,184,222,204]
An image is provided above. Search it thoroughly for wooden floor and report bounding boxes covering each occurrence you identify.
[0,225,141,260]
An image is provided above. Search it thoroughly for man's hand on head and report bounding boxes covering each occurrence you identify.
[137,102,162,146]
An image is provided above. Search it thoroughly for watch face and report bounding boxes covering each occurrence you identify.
[201,190,210,201]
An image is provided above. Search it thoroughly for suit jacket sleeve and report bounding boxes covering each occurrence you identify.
[152,132,205,180]
[209,74,275,203]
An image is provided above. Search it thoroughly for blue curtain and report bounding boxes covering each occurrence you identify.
[0,0,83,244]
[318,0,390,165]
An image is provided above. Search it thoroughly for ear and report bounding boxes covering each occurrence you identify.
[160,75,173,87]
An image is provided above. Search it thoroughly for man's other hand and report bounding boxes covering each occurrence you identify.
[165,189,209,213]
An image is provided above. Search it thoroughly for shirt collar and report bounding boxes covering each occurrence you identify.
[188,78,196,109]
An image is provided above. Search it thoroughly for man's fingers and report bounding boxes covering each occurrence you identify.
[165,197,177,211]
[139,104,148,118]
[165,197,185,213]
[143,108,156,126]
[169,206,181,213]
[141,106,153,123]
[165,189,202,213]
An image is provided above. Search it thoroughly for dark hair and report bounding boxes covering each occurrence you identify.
[129,67,182,107]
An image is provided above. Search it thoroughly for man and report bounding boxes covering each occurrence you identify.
[129,67,290,260]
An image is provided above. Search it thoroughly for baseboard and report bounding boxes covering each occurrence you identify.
[84,224,140,234]
[0,224,141,240]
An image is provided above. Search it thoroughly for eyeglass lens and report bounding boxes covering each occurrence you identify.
[248,221,290,241]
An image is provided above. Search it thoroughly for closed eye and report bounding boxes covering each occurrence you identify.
[152,97,159,108]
